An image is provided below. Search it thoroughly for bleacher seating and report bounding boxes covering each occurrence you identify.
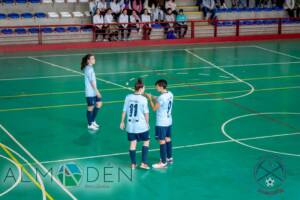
[0,0,299,45]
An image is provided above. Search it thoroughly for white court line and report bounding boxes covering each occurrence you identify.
[38,131,300,165]
[254,45,300,60]
[0,155,22,198]
[0,74,79,81]
[198,73,209,76]
[28,57,133,92]
[219,75,230,78]
[0,125,77,200]
[222,112,300,157]
[1,142,47,200]
[184,49,255,100]
[0,45,255,60]
[1,60,300,81]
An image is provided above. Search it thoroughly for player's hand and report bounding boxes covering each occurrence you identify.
[144,93,151,99]
[120,122,125,130]
[96,90,102,98]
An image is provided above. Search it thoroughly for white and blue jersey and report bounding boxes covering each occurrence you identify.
[123,94,149,134]
[156,91,173,127]
[84,65,97,97]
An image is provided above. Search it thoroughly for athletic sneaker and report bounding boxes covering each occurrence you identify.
[140,163,150,170]
[88,124,98,131]
[167,158,173,164]
[152,162,167,169]
[92,121,100,128]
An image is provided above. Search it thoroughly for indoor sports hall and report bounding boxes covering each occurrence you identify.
[1,0,300,198]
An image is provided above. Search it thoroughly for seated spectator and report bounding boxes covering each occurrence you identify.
[132,0,143,15]
[149,0,159,8]
[175,9,188,38]
[152,5,165,23]
[93,8,105,41]
[232,0,246,8]
[296,0,300,17]
[89,0,97,16]
[97,0,107,13]
[121,0,132,10]
[119,9,131,40]
[104,8,118,41]
[130,10,142,32]
[143,0,152,12]
[285,0,300,18]
[110,0,122,19]
[165,0,177,15]
[110,17,120,41]
[202,0,216,21]
[164,8,175,38]
[215,0,227,8]
[141,9,152,40]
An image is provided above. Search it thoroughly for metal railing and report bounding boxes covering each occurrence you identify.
[0,18,299,45]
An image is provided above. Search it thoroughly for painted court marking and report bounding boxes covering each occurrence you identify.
[1,60,300,82]
[254,45,300,60]
[0,45,256,60]
[222,112,300,157]
[28,49,256,102]
[28,57,133,92]
[1,85,300,113]
[0,154,21,197]
[0,143,47,200]
[0,125,77,200]
[184,49,255,101]
[1,73,299,100]
[38,131,300,165]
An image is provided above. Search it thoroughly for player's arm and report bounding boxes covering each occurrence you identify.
[120,111,126,130]
[145,93,160,111]
[89,71,102,98]
[144,112,149,128]
[90,81,101,98]
[120,98,128,130]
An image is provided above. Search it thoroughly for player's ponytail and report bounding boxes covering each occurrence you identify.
[81,54,93,71]
[134,78,144,91]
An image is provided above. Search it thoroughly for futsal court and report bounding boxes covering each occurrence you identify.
[0,39,300,200]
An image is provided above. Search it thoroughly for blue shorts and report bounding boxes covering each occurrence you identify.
[127,131,150,142]
[155,126,172,140]
[86,96,102,106]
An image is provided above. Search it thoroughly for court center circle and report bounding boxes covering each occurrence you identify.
[221,112,300,157]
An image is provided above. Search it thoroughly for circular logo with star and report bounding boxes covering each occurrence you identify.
[254,156,286,192]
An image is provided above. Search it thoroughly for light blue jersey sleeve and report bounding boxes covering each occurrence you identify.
[87,68,96,83]
[156,92,173,127]
[84,66,97,97]
[143,99,149,114]
[157,96,164,107]
[123,96,128,112]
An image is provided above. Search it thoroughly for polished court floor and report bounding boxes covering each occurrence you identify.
[0,40,300,200]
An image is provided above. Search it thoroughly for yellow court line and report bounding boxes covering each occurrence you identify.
[1,74,300,99]
[0,143,54,200]
[0,86,299,113]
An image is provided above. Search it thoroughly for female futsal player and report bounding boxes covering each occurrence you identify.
[145,79,173,169]
[81,54,102,131]
[120,78,150,170]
